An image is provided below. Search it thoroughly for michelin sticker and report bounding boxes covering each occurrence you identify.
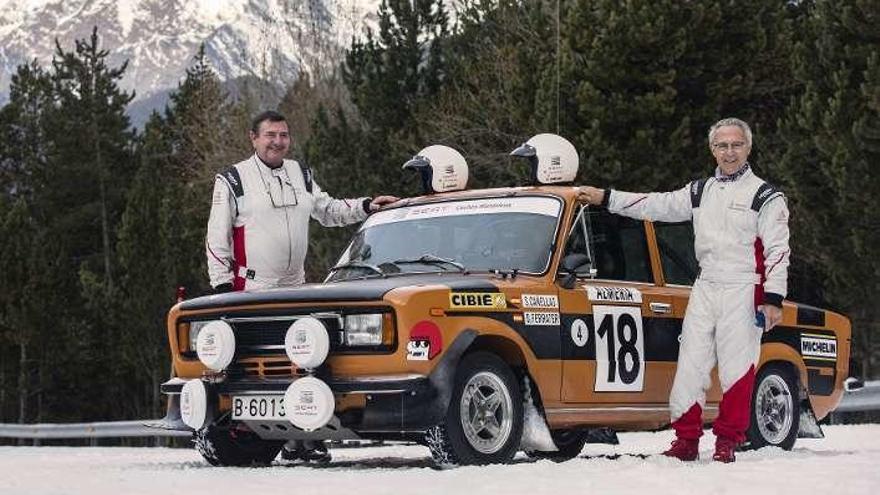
[450,292,507,310]
[524,312,560,326]
[521,294,559,309]
[800,334,837,360]
[587,286,643,304]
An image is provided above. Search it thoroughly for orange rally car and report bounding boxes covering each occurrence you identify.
[153,136,851,467]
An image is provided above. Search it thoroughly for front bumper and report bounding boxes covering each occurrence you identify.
[157,373,440,437]
[153,329,477,438]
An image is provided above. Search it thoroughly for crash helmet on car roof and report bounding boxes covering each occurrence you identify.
[510,133,579,185]
[403,145,469,195]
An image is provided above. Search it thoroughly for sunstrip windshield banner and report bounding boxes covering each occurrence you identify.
[362,196,562,229]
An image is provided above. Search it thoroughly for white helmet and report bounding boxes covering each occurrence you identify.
[510,133,579,185]
[403,145,469,194]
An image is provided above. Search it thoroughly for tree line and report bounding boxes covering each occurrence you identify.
[0,0,877,427]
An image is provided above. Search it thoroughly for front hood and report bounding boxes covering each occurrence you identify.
[179,274,501,311]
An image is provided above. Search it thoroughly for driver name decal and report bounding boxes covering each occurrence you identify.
[587,286,643,304]
[521,294,559,308]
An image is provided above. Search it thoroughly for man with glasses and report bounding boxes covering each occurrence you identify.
[577,118,790,463]
[204,110,398,462]
[206,110,398,293]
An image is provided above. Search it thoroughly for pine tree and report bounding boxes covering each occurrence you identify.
[415,0,559,187]
[565,0,798,191]
[162,44,244,298]
[46,27,135,295]
[775,0,880,377]
[114,112,176,418]
[0,61,52,200]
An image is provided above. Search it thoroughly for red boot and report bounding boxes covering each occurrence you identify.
[662,438,699,461]
[713,437,737,463]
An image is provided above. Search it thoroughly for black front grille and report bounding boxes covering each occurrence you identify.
[231,316,343,357]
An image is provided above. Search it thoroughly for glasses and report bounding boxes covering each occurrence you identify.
[712,141,747,153]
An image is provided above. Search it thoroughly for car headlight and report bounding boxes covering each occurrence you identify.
[188,320,214,352]
[343,313,386,346]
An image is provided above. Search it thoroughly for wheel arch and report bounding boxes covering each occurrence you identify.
[758,344,807,397]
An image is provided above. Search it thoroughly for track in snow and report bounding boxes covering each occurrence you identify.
[1,424,878,495]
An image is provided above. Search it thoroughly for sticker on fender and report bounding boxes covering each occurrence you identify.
[450,292,507,309]
[524,312,560,326]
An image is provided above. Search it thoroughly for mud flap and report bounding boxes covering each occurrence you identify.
[519,377,556,452]
[144,394,190,431]
[797,399,824,439]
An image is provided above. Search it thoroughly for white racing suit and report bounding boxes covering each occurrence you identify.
[604,164,790,442]
[206,154,370,291]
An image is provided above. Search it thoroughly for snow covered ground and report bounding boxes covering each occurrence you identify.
[2,424,878,495]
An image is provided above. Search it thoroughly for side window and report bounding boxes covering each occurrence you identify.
[564,207,589,258]
[586,209,652,283]
[654,222,698,285]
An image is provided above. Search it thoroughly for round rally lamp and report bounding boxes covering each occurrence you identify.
[510,133,579,185]
[402,144,468,194]
[284,317,330,370]
[195,320,236,371]
[180,379,210,430]
[283,376,336,431]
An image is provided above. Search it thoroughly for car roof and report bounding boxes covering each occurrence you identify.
[389,184,581,208]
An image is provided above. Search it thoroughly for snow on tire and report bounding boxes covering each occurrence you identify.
[426,351,523,466]
[195,424,284,467]
[746,364,800,450]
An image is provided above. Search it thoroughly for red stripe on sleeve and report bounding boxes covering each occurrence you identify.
[232,226,246,291]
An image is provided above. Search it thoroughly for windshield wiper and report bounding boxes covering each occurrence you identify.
[392,254,466,273]
[329,260,386,278]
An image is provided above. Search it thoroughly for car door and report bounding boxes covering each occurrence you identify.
[557,206,683,414]
[652,220,722,407]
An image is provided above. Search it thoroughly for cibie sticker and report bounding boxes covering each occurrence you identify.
[800,334,837,360]
[449,292,507,309]
[521,294,559,309]
[587,286,643,304]
[523,312,560,326]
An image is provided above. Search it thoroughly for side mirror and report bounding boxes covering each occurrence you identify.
[844,377,864,393]
[561,253,590,273]
[558,253,594,289]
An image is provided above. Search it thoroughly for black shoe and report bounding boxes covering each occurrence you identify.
[281,441,331,463]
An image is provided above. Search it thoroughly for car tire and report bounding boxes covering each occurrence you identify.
[746,364,800,450]
[524,429,588,462]
[194,424,284,466]
[425,351,523,466]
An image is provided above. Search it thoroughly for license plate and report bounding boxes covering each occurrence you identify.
[232,395,286,420]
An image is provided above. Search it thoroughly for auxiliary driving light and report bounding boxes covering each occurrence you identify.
[284,317,330,369]
[283,376,335,431]
[195,320,236,371]
[180,379,210,430]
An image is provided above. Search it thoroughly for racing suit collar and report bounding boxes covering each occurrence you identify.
[254,152,285,170]
[714,162,751,183]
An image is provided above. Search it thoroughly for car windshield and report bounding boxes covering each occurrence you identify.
[327,196,563,281]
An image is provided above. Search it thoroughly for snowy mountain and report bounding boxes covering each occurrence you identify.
[0,0,380,124]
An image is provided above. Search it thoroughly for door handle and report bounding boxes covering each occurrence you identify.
[650,302,672,314]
